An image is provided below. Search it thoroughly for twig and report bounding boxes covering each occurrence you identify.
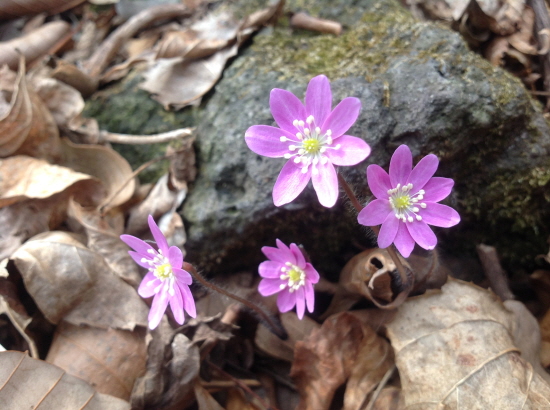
[99,127,195,144]
[290,12,342,35]
[83,4,192,78]
[529,0,550,109]
[364,365,396,410]
[476,244,515,301]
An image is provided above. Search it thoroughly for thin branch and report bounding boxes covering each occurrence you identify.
[99,127,195,145]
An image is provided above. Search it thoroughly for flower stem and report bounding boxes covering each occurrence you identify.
[337,172,411,288]
[182,262,288,339]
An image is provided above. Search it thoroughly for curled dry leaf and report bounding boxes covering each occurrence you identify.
[131,323,200,410]
[386,278,550,409]
[0,21,71,70]
[0,351,130,410]
[46,321,147,401]
[194,380,225,410]
[291,312,394,410]
[67,199,142,286]
[59,138,135,210]
[255,312,320,362]
[0,60,60,161]
[11,231,148,330]
[0,0,85,19]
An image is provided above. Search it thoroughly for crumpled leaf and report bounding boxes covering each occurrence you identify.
[59,138,135,210]
[291,312,394,410]
[0,21,71,69]
[46,321,147,401]
[0,351,130,410]
[0,155,100,208]
[11,231,148,330]
[0,60,61,161]
[131,322,200,410]
[386,278,550,409]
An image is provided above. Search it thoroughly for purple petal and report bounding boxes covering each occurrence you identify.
[275,239,296,263]
[305,75,332,125]
[129,251,154,269]
[295,287,305,319]
[148,215,169,255]
[311,161,338,208]
[325,135,370,166]
[367,165,391,199]
[178,283,196,317]
[138,272,159,298]
[258,278,283,296]
[259,261,284,278]
[393,225,415,258]
[377,213,400,249]
[173,268,192,285]
[406,154,438,191]
[357,199,392,226]
[421,203,460,227]
[170,286,185,325]
[422,177,454,202]
[277,290,296,313]
[389,145,412,187]
[168,246,183,269]
[245,125,295,157]
[406,221,437,250]
[290,243,306,268]
[304,281,315,313]
[120,234,155,255]
[304,264,320,284]
[270,88,306,132]
[148,290,170,330]
[262,245,293,264]
[272,160,311,206]
[321,97,361,137]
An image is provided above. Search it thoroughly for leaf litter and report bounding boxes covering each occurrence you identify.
[0,0,549,409]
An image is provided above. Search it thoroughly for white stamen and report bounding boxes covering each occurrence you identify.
[280,136,287,142]
[407,216,413,222]
[293,119,299,127]
[416,215,422,221]
[304,128,310,135]
[289,145,296,151]
[284,153,292,159]
[306,115,314,124]
[298,120,304,127]
[420,203,427,208]
[315,127,321,134]
[293,157,301,163]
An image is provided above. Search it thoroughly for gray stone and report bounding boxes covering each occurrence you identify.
[182,0,550,276]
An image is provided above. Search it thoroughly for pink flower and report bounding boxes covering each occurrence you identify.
[121,215,196,330]
[258,239,320,319]
[357,145,460,258]
[245,75,371,208]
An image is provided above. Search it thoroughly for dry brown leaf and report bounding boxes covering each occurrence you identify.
[58,138,135,210]
[291,312,393,410]
[0,156,100,208]
[0,60,61,161]
[46,321,147,401]
[156,30,230,60]
[0,350,130,410]
[386,278,550,409]
[194,380,225,410]
[371,387,402,410]
[507,6,537,54]
[0,0,85,19]
[0,21,71,70]
[11,231,148,329]
[67,199,142,286]
[468,0,525,36]
[131,324,200,410]
[255,312,320,362]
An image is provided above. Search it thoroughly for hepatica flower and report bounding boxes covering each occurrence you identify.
[121,215,196,329]
[358,145,460,258]
[245,75,371,207]
[258,239,320,319]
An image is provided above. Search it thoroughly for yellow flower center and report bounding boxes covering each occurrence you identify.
[387,183,427,223]
[280,262,306,293]
[302,138,322,154]
[392,195,411,211]
[155,263,173,280]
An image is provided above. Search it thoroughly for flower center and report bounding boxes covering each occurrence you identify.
[279,262,306,293]
[280,115,340,175]
[155,263,173,280]
[388,183,427,223]
[142,248,176,296]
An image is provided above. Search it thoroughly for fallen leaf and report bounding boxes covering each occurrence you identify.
[194,380,225,410]
[59,138,135,210]
[291,312,393,410]
[46,321,147,400]
[0,350,130,410]
[0,59,61,161]
[0,21,71,70]
[0,0,85,19]
[386,278,550,409]
[11,231,148,329]
[290,12,342,35]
